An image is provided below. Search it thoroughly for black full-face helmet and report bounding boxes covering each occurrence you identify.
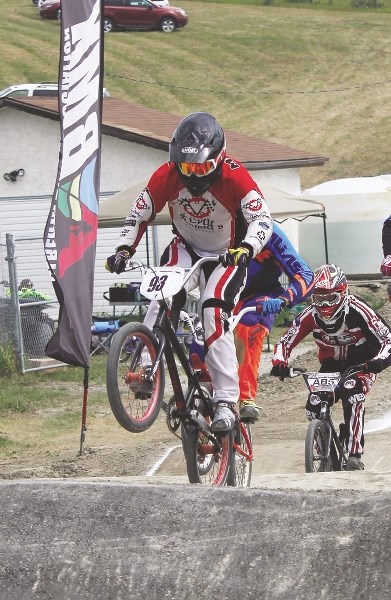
[169,112,226,196]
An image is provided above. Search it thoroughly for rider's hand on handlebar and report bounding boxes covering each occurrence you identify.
[380,255,391,276]
[262,298,286,315]
[221,246,251,267]
[270,359,290,381]
[105,246,134,274]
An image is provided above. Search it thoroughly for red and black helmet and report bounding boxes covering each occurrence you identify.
[312,264,348,327]
[169,112,226,196]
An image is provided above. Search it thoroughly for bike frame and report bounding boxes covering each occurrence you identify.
[318,402,348,470]
[127,256,255,459]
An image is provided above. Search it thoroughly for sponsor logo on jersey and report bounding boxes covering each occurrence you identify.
[179,197,216,219]
[243,197,264,212]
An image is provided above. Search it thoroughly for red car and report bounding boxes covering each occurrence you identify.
[40,0,188,33]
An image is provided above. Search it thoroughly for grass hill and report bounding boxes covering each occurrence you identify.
[2,1,391,188]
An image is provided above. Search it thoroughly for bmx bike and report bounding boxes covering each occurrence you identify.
[288,365,363,473]
[106,256,257,487]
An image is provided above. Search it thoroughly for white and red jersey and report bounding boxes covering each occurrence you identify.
[274,295,391,370]
[116,157,272,257]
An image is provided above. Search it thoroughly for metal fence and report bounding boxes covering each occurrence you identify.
[0,234,63,373]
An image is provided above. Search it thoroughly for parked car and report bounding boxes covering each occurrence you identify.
[0,82,110,98]
[39,0,61,20]
[40,0,187,33]
[104,0,187,33]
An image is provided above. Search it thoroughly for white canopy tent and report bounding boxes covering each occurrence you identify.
[300,175,391,275]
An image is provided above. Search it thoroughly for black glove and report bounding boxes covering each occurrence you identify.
[365,358,384,374]
[221,246,251,267]
[105,247,134,274]
[270,362,290,381]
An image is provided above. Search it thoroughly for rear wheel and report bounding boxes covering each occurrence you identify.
[106,323,165,433]
[182,423,233,486]
[160,17,176,32]
[227,420,253,487]
[305,419,330,473]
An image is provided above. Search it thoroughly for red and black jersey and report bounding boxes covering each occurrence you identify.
[275,295,391,371]
[116,157,272,257]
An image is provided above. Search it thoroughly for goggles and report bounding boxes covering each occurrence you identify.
[311,292,341,307]
[178,160,218,178]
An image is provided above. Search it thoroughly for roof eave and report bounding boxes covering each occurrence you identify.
[244,158,329,170]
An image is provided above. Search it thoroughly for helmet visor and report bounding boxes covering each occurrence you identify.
[178,160,217,178]
[312,292,341,307]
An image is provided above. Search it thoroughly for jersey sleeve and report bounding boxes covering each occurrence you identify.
[270,223,315,306]
[273,306,314,361]
[229,166,272,255]
[115,164,171,252]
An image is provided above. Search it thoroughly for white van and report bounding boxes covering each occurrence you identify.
[0,83,111,98]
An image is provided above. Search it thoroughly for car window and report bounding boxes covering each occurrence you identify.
[32,89,58,96]
[7,90,30,97]
[127,0,152,6]
[105,0,126,5]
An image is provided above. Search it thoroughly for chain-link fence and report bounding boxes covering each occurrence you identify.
[0,234,63,373]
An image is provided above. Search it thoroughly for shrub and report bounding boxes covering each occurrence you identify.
[0,345,17,377]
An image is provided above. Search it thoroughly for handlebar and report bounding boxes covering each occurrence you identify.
[286,364,367,380]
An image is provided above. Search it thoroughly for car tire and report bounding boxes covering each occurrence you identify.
[160,17,176,32]
[56,9,61,19]
[104,17,115,32]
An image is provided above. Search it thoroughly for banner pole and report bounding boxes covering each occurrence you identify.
[79,366,89,456]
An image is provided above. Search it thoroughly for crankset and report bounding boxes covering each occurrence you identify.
[166,396,182,439]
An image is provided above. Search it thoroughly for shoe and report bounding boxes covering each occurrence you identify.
[347,456,365,471]
[239,400,260,421]
[210,402,235,432]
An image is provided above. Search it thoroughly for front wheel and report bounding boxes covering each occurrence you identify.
[305,419,331,473]
[160,17,176,32]
[182,423,233,486]
[104,17,114,32]
[106,322,165,433]
[226,420,253,487]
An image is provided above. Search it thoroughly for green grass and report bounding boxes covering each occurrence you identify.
[1,1,391,189]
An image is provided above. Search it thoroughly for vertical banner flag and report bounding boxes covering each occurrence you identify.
[44,0,104,367]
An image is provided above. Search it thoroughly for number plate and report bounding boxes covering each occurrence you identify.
[140,267,186,300]
[303,372,341,392]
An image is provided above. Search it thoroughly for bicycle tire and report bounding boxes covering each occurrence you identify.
[182,423,233,486]
[226,421,253,487]
[106,322,165,433]
[305,419,331,473]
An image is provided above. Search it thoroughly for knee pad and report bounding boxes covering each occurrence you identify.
[202,299,231,333]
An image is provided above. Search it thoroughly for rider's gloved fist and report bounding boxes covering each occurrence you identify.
[222,245,252,267]
[380,255,391,276]
[365,358,384,373]
[105,246,134,274]
[270,360,290,381]
[262,298,286,315]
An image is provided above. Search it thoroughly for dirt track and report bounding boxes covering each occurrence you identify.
[1,281,390,487]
